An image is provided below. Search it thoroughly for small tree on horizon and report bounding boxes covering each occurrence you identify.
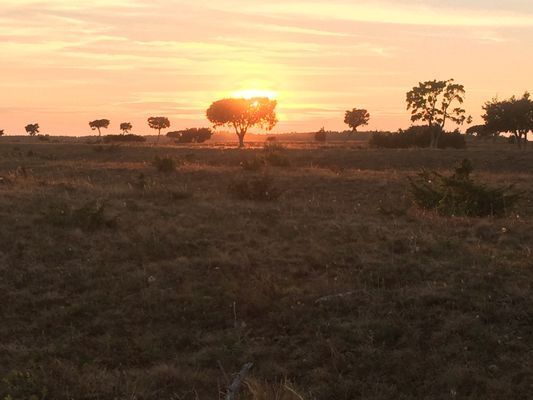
[344,109,370,133]
[148,117,170,142]
[120,122,133,135]
[25,123,39,136]
[0,129,4,136]
[206,97,278,148]
[406,79,467,148]
[89,119,110,137]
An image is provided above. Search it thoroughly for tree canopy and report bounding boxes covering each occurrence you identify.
[483,92,533,148]
[25,123,39,136]
[148,117,170,142]
[120,122,133,134]
[406,79,467,148]
[206,97,277,147]
[89,119,110,136]
[344,109,370,132]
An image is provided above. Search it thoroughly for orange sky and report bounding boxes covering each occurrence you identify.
[1,0,532,135]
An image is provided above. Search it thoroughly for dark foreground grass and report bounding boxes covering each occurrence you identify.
[0,140,532,399]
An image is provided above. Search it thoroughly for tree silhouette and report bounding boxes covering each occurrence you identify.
[0,129,4,136]
[25,123,39,136]
[483,92,533,148]
[89,119,110,137]
[120,122,133,135]
[344,109,370,133]
[206,97,277,148]
[147,117,170,142]
[406,79,467,148]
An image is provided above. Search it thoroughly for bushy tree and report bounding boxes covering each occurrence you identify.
[120,122,133,135]
[344,109,370,132]
[206,97,277,148]
[483,92,533,148]
[89,119,110,137]
[25,123,39,136]
[466,124,496,139]
[167,128,213,143]
[406,79,467,148]
[148,117,170,142]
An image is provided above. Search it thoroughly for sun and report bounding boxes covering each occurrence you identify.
[232,89,278,99]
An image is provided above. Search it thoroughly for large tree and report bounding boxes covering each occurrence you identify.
[120,122,133,135]
[344,108,370,133]
[148,117,170,142]
[25,123,39,136]
[406,79,467,148]
[483,92,533,148]
[206,97,277,148]
[89,119,110,137]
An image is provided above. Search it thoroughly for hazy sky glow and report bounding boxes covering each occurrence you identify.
[1,0,532,135]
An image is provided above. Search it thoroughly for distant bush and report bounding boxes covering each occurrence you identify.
[263,139,285,152]
[315,127,327,142]
[409,159,522,217]
[167,128,213,143]
[369,126,466,149]
[152,156,176,173]
[228,175,281,201]
[37,134,50,142]
[103,134,146,143]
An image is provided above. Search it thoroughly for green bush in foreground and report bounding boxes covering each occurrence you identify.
[409,159,522,217]
[228,175,281,201]
[152,156,176,173]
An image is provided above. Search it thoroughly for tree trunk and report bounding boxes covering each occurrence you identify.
[238,133,245,148]
[97,127,101,137]
[515,132,522,149]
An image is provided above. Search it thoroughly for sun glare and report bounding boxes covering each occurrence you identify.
[232,89,278,99]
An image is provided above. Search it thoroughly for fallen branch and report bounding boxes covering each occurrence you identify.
[226,362,254,400]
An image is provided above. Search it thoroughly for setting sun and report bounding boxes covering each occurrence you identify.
[231,89,278,100]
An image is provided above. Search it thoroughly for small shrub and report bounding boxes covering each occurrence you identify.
[263,140,290,167]
[369,126,466,149]
[315,127,327,142]
[409,159,522,217]
[103,134,146,143]
[228,175,281,201]
[37,134,50,142]
[152,156,176,173]
[240,156,265,171]
[43,201,117,231]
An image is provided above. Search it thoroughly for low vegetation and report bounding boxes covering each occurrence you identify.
[0,140,532,399]
[409,159,522,217]
[103,134,146,143]
[369,126,466,149]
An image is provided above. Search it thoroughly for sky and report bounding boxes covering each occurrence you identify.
[1,0,532,135]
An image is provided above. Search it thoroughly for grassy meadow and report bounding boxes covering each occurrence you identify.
[1,137,532,399]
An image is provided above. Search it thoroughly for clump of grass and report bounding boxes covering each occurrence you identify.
[228,175,281,201]
[93,144,120,153]
[409,159,522,217]
[0,370,48,400]
[263,141,291,167]
[240,156,266,172]
[152,156,176,173]
[43,201,117,231]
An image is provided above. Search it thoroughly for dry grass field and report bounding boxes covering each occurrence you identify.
[1,138,532,399]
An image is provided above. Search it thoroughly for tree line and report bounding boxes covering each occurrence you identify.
[1,79,531,148]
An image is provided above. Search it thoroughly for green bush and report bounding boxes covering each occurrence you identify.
[409,159,522,217]
[369,126,466,149]
[152,156,176,173]
[228,175,281,201]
